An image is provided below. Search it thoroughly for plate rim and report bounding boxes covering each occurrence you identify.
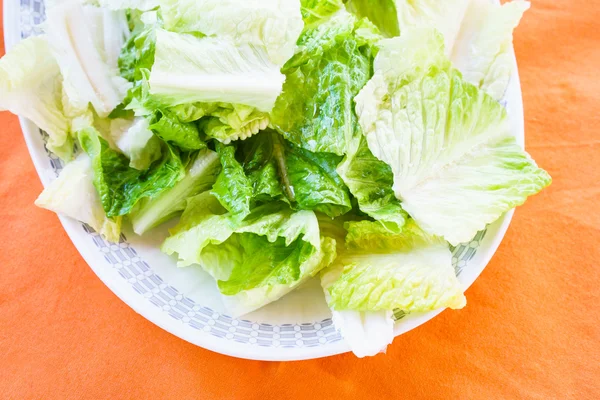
[4,0,520,361]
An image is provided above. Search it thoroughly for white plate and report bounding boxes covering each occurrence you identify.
[4,0,523,361]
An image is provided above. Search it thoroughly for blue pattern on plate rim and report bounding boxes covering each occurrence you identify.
[19,0,486,349]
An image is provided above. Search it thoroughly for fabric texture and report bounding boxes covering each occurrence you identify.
[0,1,598,398]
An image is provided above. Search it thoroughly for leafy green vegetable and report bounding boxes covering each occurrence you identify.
[35,154,122,242]
[451,0,530,100]
[270,11,376,155]
[149,109,205,151]
[337,135,407,226]
[211,131,352,221]
[322,220,465,311]
[130,149,221,234]
[118,12,157,82]
[108,117,162,170]
[0,35,73,160]
[355,29,551,245]
[78,126,186,217]
[46,1,131,117]
[162,195,336,316]
[300,0,344,25]
[158,0,303,65]
[345,0,399,37]
[97,0,159,11]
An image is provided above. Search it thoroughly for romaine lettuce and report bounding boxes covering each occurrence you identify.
[162,195,336,316]
[355,29,551,245]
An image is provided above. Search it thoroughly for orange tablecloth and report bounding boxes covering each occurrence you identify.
[1,1,598,399]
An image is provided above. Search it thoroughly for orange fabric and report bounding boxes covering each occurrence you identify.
[1,1,599,399]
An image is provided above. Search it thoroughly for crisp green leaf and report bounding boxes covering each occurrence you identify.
[300,0,344,25]
[158,0,303,65]
[355,29,551,245]
[337,135,407,226]
[0,35,73,160]
[130,149,221,234]
[323,220,465,311]
[270,11,374,155]
[162,196,336,316]
[79,126,186,217]
[211,131,352,220]
[345,0,399,37]
[108,117,162,170]
[118,13,157,82]
[149,109,205,151]
[35,154,122,242]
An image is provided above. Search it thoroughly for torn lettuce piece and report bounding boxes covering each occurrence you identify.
[345,0,399,37]
[270,11,375,155]
[300,0,344,25]
[211,131,352,222]
[149,109,205,151]
[35,153,122,242]
[391,0,529,100]
[118,11,157,82]
[337,135,407,226]
[321,266,394,358]
[158,0,303,65]
[162,196,336,316]
[109,117,162,170]
[149,30,285,112]
[78,126,186,217]
[355,29,551,245]
[451,0,530,100]
[130,149,221,234]
[394,0,470,53]
[46,1,131,117]
[324,220,465,312]
[0,35,73,160]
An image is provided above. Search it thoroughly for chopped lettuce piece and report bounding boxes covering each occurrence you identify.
[321,266,394,358]
[118,13,157,82]
[337,135,407,226]
[149,30,285,112]
[345,0,399,37]
[394,0,470,53]
[324,220,465,311]
[270,11,375,155]
[300,0,344,25]
[162,196,336,316]
[130,149,221,234]
[0,35,73,160]
[451,0,530,100]
[211,131,352,222]
[355,30,551,245]
[149,109,205,151]
[35,153,122,242]
[158,0,303,65]
[109,117,162,170]
[46,1,131,117]
[78,126,186,217]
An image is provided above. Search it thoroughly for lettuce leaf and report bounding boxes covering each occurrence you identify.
[300,0,344,25]
[211,131,352,221]
[97,0,159,10]
[35,154,122,242]
[162,196,336,316]
[149,30,285,112]
[355,29,551,245]
[158,0,303,65]
[451,0,530,100]
[323,220,465,312]
[108,117,162,170]
[130,149,221,234]
[46,1,131,117]
[149,109,205,151]
[270,11,375,155]
[345,0,399,37]
[0,35,73,160]
[78,126,186,217]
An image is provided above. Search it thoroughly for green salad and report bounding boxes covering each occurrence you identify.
[0,0,550,357]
